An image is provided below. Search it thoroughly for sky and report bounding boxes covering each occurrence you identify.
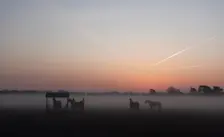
[0,0,223,92]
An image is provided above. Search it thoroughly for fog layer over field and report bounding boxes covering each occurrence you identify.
[1,93,224,112]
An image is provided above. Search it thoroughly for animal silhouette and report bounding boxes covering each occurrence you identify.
[68,98,85,111]
[52,97,62,109]
[129,98,140,110]
[145,100,162,111]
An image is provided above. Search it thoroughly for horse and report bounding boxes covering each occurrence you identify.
[52,97,62,109]
[144,100,162,111]
[129,98,140,110]
[68,98,85,111]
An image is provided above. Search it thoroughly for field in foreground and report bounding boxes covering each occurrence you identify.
[1,109,224,137]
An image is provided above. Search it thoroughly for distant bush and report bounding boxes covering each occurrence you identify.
[166,86,183,94]
[149,89,156,94]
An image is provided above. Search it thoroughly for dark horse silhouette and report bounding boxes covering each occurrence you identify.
[129,98,140,110]
[68,98,85,111]
[52,97,62,109]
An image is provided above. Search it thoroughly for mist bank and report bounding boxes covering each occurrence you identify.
[0,90,224,96]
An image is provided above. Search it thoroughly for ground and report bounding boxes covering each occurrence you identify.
[1,109,224,137]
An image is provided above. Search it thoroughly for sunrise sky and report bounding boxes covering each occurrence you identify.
[0,0,223,92]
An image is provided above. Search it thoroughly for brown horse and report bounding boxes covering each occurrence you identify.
[129,98,140,110]
[68,98,85,111]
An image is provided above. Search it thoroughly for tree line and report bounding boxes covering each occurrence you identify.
[0,85,223,95]
[149,85,223,95]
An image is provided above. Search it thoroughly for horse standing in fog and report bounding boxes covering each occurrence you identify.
[52,97,62,109]
[145,100,162,111]
[129,98,140,110]
[68,98,85,111]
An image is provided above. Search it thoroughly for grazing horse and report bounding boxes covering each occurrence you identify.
[68,98,85,111]
[145,100,162,111]
[52,97,62,109]
[129,98,140,110]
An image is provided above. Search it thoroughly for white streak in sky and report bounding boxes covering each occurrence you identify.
[177,65,202,70]
[158,65,202,71]
[153,47,191,66]
[152,36,216,66]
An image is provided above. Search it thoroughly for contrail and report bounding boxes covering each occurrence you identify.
[179,65,202,70]
[152,36,216,66]
[153,47,191,66]
[158,65,202,71]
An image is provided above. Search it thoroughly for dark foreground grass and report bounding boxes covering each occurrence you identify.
[1,108,224,137]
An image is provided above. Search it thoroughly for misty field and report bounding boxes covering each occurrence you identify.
[1,93,224,113]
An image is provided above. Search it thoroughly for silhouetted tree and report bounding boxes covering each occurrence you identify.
[213,86,223,93]
[166,86,182,94]
[149,89,156,94]
[189,87,197,93]
[197,85,222,94]
[167,86,176,93]
[198,85,211,94]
